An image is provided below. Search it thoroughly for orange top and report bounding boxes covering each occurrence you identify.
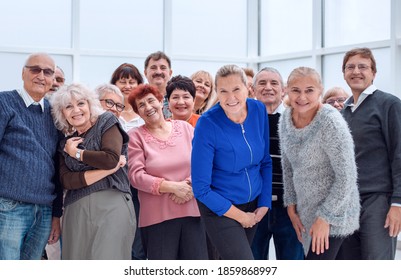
[187,113,200,127]
[169,113,200,128]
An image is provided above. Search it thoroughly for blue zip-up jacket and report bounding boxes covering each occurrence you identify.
[191,98,272,216]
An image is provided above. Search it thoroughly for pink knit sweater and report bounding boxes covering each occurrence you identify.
[128,120,200,227]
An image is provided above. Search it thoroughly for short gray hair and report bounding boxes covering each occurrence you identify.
[95,83,124,103]
[24,53,55,71]
[254,67,284,87]
[50,83,104,135]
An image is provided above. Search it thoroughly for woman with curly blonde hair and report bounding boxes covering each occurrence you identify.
[50,83,136,259]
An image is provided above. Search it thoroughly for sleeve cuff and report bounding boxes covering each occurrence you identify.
[151,177,164,195]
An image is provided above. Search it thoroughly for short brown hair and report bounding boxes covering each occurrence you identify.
[128,84,163,114]
[242,67,255,78]
[342,47,377,74]
[144,51,171,70]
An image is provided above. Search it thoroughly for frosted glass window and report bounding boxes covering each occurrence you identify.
[80,0,163,52]
[53,55,73,85]
[324,0,390,47]
[0,0,72,48]
[0,53,28,91]
[260,58,314,85]
[323,48,391,95]
[172,60,246,80]
[260,0,313,56]
[171,0,247,57]
[322,53,350,93]
[79,56,145,89]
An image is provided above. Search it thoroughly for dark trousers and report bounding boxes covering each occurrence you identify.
[306,236,344,260]
[198,199,258,260]
[141,216,208,260]
[130,187,146,260]
[336,193,397,260]
[251,206,304,260]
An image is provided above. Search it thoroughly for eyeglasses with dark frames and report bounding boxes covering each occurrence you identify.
[25,65,55,77]
[100,99,125,112]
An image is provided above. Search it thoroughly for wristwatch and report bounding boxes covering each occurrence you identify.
[75,149,82,160]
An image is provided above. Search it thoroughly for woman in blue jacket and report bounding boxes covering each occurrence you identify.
[191,64,272,260]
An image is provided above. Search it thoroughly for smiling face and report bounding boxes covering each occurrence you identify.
[343,54,376,96]
[192,73,212,104]
[144,58,172,90]
[22,54,55,101]
[115,75,139,96]
[254,71,284,110]
[62,97,92,134]
[287,75,322,115]
[168,89,194,121]
[325,92,348,110]
[135,93,164,125]
[49,67,65,93]
[216,74,248,120]
[100,91,124,118]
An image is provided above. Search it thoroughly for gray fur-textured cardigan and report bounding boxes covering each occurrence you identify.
[278,104,360,255]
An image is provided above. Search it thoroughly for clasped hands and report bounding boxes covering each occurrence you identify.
[239,206,268,228]
[168,179,194,204]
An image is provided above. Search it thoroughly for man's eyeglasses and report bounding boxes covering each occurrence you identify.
[25,65,55,77]
[344,64,371,72]
[100,99,125,112]
[326,97,347,105]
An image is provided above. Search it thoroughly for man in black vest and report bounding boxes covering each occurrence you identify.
[251,67,304,260]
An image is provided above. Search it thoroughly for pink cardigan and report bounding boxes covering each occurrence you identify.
[128,120,200,227]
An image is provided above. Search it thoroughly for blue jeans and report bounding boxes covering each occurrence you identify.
[251,207,304,260]
[0,196,52,260]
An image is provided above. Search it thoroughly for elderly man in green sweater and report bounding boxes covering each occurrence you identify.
[0,53,62,259]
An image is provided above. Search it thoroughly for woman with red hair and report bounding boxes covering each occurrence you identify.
[127,84,207,260]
